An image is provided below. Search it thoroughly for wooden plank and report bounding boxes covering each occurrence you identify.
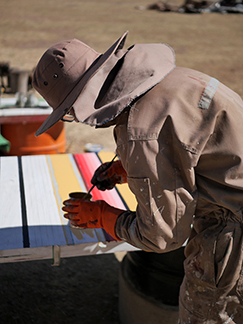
[59,241,139,258]
[97,151,138,211]
[0,246,53,263]
[0,156,23,250]
[21,155,70,247]
[0,240,139,263]
[47,154,106,244]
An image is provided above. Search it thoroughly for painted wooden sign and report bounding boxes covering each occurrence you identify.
[0,152,138,263]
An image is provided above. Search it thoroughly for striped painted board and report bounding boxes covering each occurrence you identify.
[0,152,138,264]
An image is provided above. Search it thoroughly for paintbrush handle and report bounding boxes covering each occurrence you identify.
[87,184,95,195]
[84,154,118,198]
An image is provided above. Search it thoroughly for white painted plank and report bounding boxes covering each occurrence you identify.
[0,156,23,249]
[21,155,69,247]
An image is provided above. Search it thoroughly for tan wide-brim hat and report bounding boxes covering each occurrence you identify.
[33,31,128,136]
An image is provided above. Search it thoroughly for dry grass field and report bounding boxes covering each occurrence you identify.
[0,1,242,323]
[1,0,242,94]
[1,0,242,154]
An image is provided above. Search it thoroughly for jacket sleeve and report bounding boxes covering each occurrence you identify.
[115,134,198,253]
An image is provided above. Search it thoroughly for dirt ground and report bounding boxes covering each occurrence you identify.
[0,253,124,324]
[0,0,243,323]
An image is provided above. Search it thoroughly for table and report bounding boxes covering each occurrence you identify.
[0,151,138,264]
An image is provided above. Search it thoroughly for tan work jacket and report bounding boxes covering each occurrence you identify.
[114,66,243,253]
[75,41,243,253]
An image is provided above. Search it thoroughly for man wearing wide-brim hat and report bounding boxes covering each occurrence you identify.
[33,31,243,323]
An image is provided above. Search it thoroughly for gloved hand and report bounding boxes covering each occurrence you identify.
[91,160,127,191]
[62,198,125,240]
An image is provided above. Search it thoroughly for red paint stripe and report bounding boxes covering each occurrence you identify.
[74,153,126,209]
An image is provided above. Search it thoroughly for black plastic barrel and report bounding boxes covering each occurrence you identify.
[121,248,185,306]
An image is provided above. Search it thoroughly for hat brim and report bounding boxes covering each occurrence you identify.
[35,31,129,137]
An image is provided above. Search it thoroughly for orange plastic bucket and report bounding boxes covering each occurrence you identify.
[1,121,66,156]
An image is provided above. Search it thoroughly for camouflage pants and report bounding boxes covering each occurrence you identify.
[179,214,243,324]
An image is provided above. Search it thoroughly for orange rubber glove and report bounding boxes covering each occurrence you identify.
[62,198,125,240]
[91,160,127,191]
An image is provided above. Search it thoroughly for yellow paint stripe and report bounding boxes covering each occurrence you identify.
[48,154,84,202]
[98,151,137,211]
[97,151,118,163]
[45,155,69,244]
